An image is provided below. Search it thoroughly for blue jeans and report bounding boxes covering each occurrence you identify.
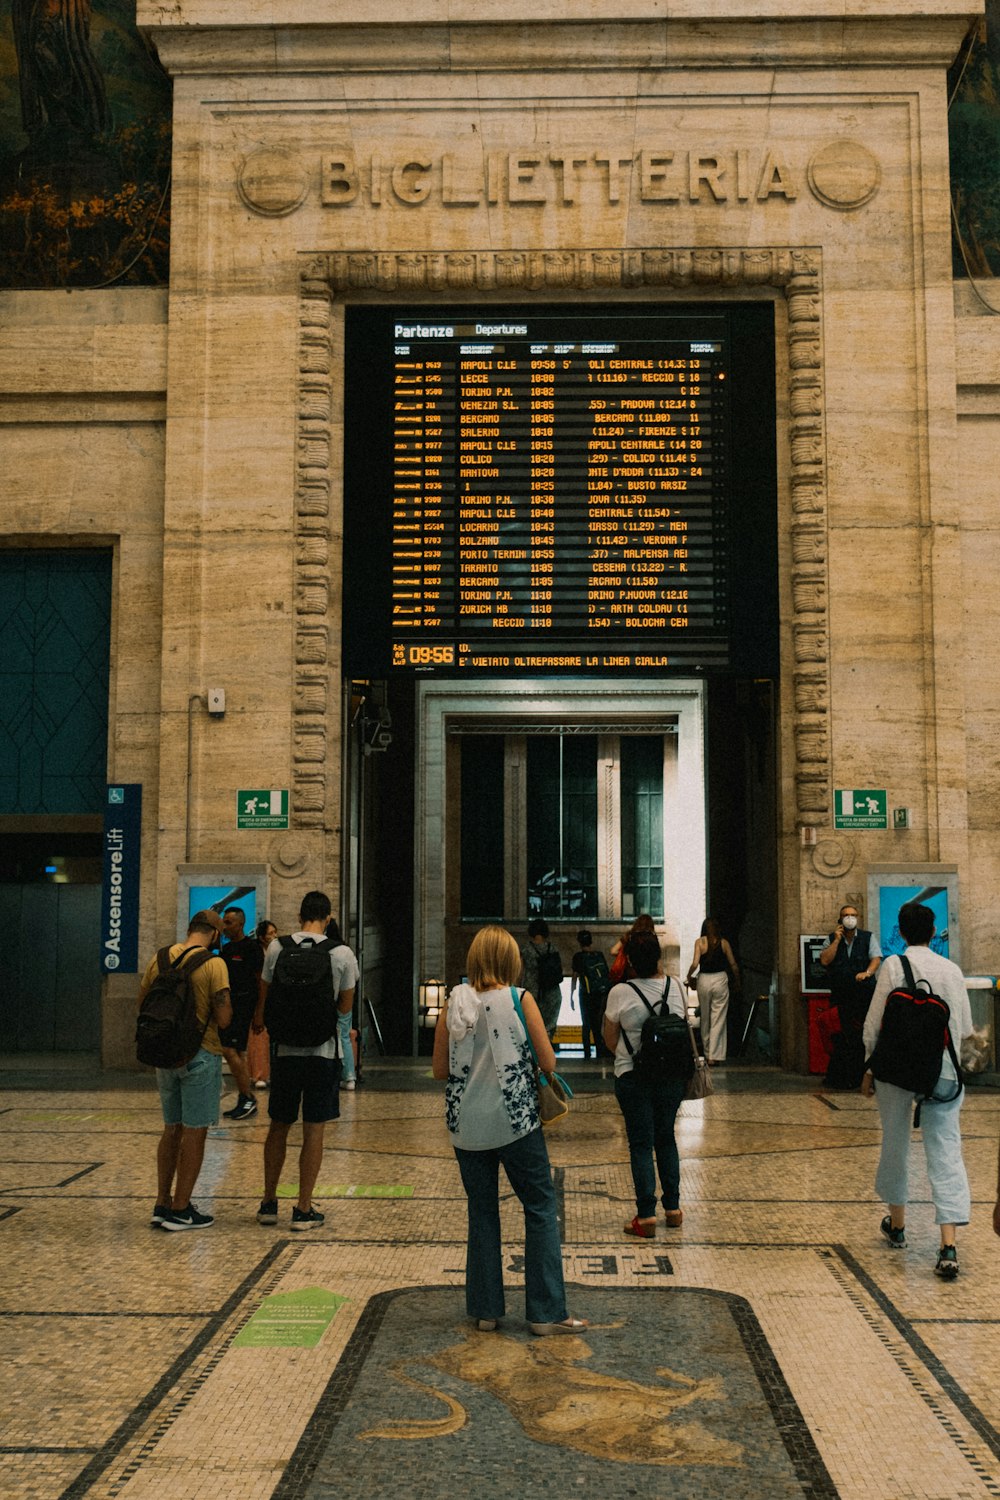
[614,1069,684,1218]
[337,1009,355,1083]
[454,1127,567,1324]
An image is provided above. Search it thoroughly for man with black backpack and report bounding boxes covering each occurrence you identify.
[252,890,358,1230]
[137,909,232,1231]
[571,930,612,1060]
[520,919,564,1039]
[861,901,973,1280]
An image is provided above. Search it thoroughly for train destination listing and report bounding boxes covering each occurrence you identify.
[360,310,734,673]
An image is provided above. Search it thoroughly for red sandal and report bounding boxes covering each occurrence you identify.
[624,1216,657,1238]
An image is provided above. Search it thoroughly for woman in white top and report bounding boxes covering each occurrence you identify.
[861,901,973,1280]
[432,924,586,1336]
[604,929,689,1238]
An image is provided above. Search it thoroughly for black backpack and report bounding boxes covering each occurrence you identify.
[622,979,695,1085]
[580,951,610,1000]
[264,936,339,1048]
[867,954,963,1125]
[136,945,214,1068]
[536,945,564,992]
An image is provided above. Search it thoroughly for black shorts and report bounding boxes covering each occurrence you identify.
[219,1001,255,1053]
[268,1053,342,1124]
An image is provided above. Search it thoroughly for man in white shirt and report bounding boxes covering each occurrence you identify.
[861,902,973,1280]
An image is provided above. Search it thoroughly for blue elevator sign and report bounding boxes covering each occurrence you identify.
[100,784,142,973]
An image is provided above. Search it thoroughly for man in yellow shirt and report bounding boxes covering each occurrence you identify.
[137,910,232,1230]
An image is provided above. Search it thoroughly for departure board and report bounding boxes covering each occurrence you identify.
[343,305,777,677]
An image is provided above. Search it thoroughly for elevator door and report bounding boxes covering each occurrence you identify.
[0,883,102,1051]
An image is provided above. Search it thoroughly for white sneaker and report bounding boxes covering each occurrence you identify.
[343,1079,356,1091]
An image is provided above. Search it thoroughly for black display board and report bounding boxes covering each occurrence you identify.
[343,303,777,676]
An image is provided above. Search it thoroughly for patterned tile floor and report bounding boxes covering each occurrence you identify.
[2,1061,1000,1499]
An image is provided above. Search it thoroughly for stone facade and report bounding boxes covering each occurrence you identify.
[2,2,998,1066]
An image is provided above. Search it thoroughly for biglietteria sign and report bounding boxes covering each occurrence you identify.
[236,139,881,218]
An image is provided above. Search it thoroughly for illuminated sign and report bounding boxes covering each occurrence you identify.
[344,304,777,676]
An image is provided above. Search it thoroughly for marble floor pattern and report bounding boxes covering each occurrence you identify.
[2,1064,1000,1500]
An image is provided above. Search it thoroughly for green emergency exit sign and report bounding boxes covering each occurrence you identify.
[237,789,289,829]
[834,789,887,829]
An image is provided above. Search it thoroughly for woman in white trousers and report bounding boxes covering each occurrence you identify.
[686,918,739,1065]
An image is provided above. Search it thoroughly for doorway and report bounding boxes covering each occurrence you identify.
[0,549,112,1054]
[344,672,777,1057]
[415,677,708,1050]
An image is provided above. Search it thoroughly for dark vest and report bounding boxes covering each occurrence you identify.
[826,929,872,1003]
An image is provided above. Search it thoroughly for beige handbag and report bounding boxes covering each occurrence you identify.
[684,1022,714,1100]
[510,987,573,1124]
[537,1069,572,1125]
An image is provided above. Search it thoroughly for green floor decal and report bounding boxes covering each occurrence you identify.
[234,1287,348,1349]
[276,1184,414,1198]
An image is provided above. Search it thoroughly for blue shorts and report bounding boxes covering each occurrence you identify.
[268,1053,341,1124]
[156,1048,223,1129]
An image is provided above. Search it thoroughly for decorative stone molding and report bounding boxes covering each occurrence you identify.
[299,244,831,821]
[293,270,335,827]
[812,837,855,879]
[269,835,310,880]
[322,247,812,296]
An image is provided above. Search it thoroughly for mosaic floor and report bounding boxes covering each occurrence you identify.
[3,1063,1000,1500]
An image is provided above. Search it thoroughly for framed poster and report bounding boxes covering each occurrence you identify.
[799,934,831,994]
[866,865,959,964]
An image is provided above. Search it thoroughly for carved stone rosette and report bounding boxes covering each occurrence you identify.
[298,245,830,823]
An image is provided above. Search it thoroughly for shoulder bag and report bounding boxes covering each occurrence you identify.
[510,987,573,1125]
[684,1002,714,1100]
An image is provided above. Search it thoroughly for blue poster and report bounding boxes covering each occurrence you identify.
[100,784,142,973]
[878,885,950,959]
[188,884,258,941]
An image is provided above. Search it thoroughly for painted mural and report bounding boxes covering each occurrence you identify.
[950,1,1000,279]
[0,0,170,287]
[0,5,998,288]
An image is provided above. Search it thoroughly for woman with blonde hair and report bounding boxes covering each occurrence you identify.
[433,924,586,1336]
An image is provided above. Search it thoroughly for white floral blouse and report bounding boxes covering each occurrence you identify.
[445,984,539,1149]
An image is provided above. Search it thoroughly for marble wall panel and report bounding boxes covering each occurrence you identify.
[966,834,1000,971]
[958,414,1000,927]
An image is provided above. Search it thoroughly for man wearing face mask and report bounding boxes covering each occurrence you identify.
[819,904,881,1088]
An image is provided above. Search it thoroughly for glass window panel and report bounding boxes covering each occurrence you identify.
[621,736,664,918]
[460,736,505,919]
[526,735,597,919]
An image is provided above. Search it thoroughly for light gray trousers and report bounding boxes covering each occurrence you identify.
[874,1079,970,1225]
